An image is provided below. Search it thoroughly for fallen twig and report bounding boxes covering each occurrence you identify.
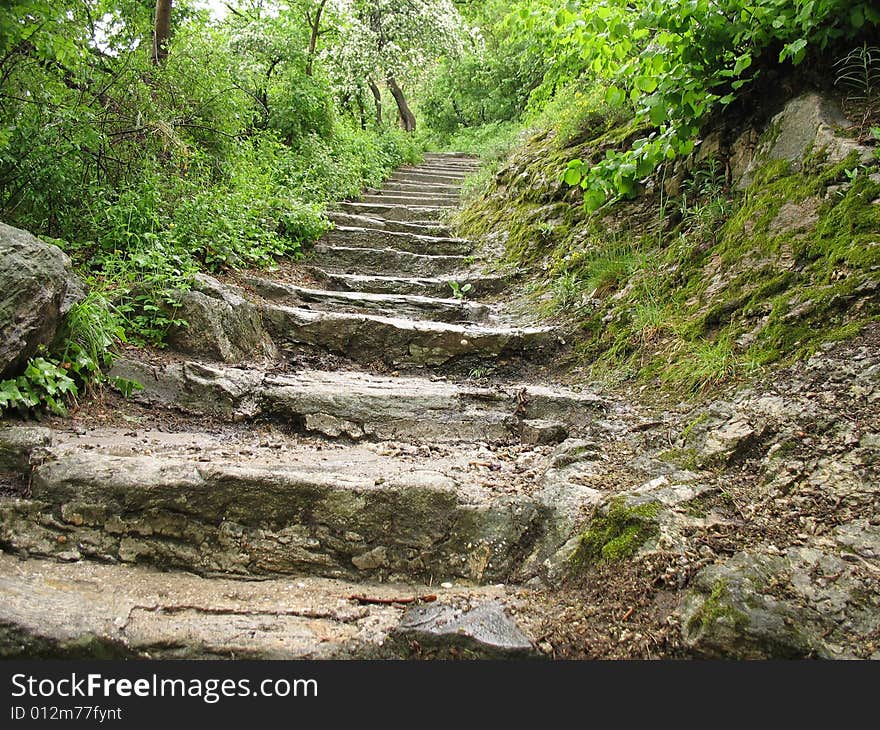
[349,594,438,606]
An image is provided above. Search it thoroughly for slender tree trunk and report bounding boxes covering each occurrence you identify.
[152,0,172,65]
[356,94,366,130]
[305,0,329,76]
[368,78,382,127]
[387,76,415,132]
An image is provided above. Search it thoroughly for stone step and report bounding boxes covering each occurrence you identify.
[0,555,535,659]
[305,268,508,298]
[406,162,477,172]
[361,194,459,207]
[422,152,479,160]
[382,180,461,194]
[105,359,605,441]
[242,276,491,324]
[0,429,571,584]
[328,212,450,237]
[261,306,559,366]
[325,226,472,256]
[339,201,449,222]
[390,171,467,185]
[419,162,479,170]
[367,188,460,199]
[412,166,476,176]
[309,243,472,277]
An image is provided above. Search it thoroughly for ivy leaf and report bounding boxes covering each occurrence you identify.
[850,6,864,28]
[779,38,808,63]
[635,76,658,93]
[647,98,667,125]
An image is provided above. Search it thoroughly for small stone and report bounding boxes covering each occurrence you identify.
[520,419,568,445]
[351,546,389,571]
[392,601,535,658]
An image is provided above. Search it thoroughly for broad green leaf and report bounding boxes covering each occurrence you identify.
[584,188,608,213]
[605,85,625,107]
[648,100,667,126]
[850,6,864,27]
[733,53,752,75]
[635,76,658,93]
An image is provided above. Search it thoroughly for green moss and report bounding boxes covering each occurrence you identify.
[570,499,661,570]
[686,580,749,635]
[658,447,700,471]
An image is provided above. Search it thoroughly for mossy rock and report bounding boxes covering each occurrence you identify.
[569,498,661,570]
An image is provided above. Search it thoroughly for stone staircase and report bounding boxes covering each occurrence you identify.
[0,153,606,659]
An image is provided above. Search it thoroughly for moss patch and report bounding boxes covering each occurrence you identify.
[570,499,661,570]
[686,580,749,635]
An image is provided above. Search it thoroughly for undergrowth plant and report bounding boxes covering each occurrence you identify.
[0,293,131,417]
[834,43,880,103]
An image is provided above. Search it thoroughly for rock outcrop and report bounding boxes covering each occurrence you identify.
[734,92,875,187]
[0,222,83,377]
[168,273,278,363]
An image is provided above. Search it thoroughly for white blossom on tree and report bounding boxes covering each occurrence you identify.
[324,0,470,130]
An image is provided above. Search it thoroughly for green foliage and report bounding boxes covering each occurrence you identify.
[0,291,128,418]
[493,0,880,209]
[834,43,880,102]
[0,358,78,417]
[447,280,473,300]
[1,2,428,354]
[56,293,126,377]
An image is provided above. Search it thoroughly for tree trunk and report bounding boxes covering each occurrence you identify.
[387,76,415,132]
[356,94,366,130]
[152,0,172,65]
[305,0,329,76]
[368,78,382,127]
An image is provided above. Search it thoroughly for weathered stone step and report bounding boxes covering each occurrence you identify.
[325,226,472,256]
[328,212,450,237]
[367,188,460,199]
[0,555,535,659]
[361,194,459,207]
[339,201,449,222]
[406,162,477,172]
[309,243,472,277]
[0,431,565,583]
[305,268,508,298]
[261,305,558,366]
[411,166,475,176]
[242,276,490,324]
[104,359,604,441]
[382,180,461,194]
[390,171,467,185]
[422,152,479,160]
